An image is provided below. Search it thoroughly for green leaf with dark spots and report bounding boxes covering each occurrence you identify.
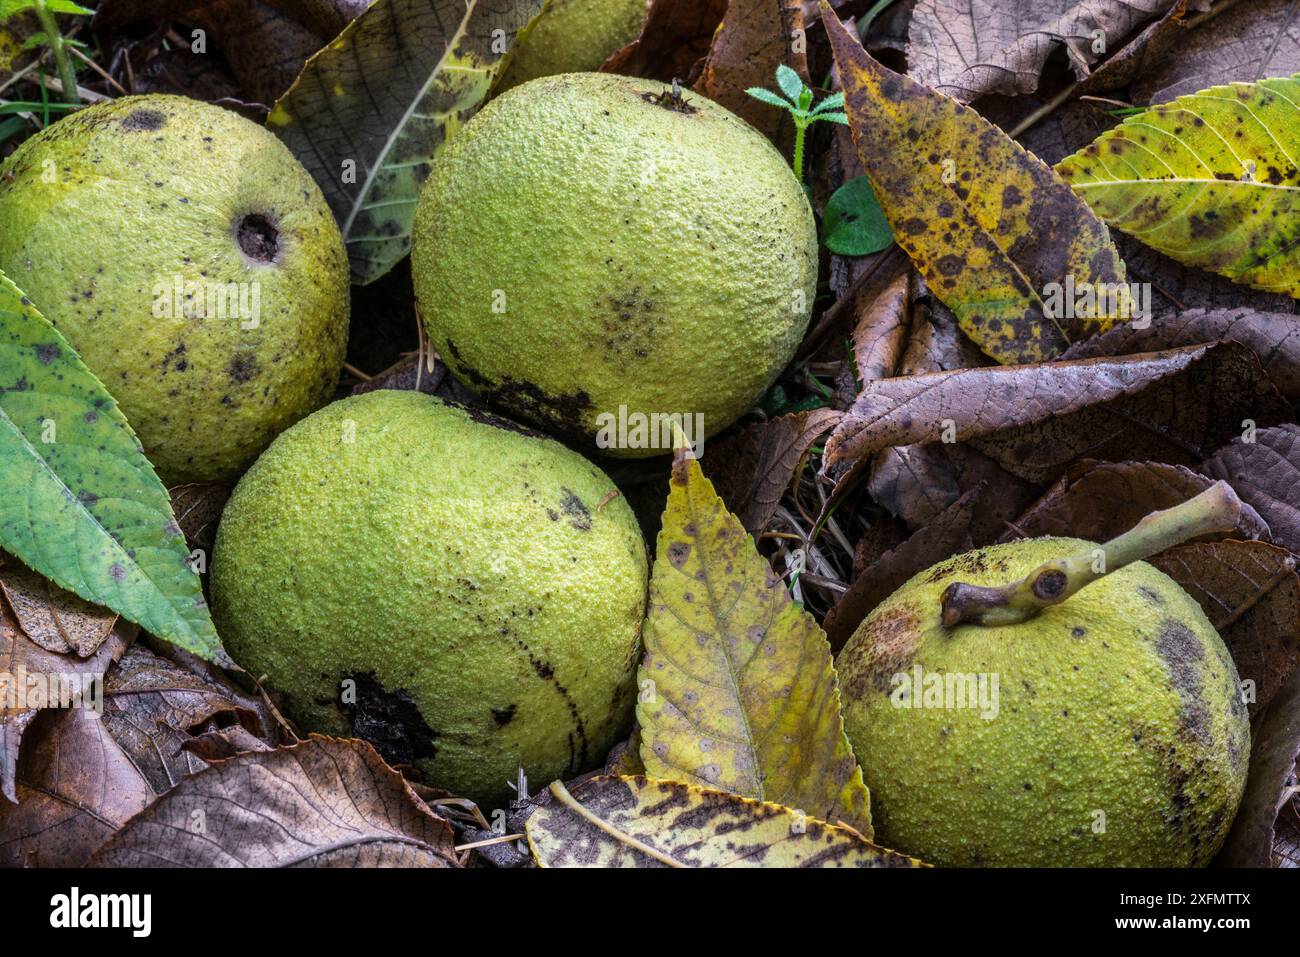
[821,3,1130,363]
[268,0,546,285]
[823,175,893,255]
[0,272,228,663]
[1056,75,1300,297]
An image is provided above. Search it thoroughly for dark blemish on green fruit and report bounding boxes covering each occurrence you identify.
[1155,619,1209,743]
[457,401,547,439]
[235,213,280,264]
[560,488,591,531]
[340,672,439,766]
[842,605,920,696]
[1138,585,1165,606]
[492,704,517,726]
[228,353,258,384]
[505,631,587,773]
[121,108,167,132]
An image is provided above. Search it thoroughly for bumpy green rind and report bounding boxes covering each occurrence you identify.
[494,0,648,94]
[0,95,350,484]
[210,391,649,806]
[837,538,1250,867]
[412,72,818,454]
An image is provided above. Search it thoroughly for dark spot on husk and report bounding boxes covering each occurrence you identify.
[340,672,439,766]
[840,605,921,697]
[228,353,258,383]
[1155,619,1209,744]
[235,213,279,264]
[560,488,591,531]
[121,108,166,131]
[492,704,517,726]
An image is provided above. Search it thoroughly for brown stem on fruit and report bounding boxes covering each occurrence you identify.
[940,481,1244,629]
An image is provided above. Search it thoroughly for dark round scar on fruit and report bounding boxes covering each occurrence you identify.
[121,108,166,132]
[235,213,280,264]
[1032,569,1068,600]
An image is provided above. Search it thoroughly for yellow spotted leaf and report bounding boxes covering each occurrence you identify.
[1056,75,1300,297]
[269,0,546,284]
[526,776,924,868]
[821,3,1129,364]
[637,445,872,836]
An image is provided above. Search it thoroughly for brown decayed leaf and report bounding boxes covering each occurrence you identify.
[906,0,1180,102]
[0,566,119,658]
[525,775,923,868]
[824,484,980,653]
[601,0,728,83]
[1151,541,1300,716]
[638,448,873,835]
[852,269,910,384]
[694,0,808,150]
[868,442,1037,541]
[263,0,370,38]
[1062,309,1300,400]
[0,575,134,803]
[1074,0,1201,95]
[86,736,458,867]
[101,644,263,794]
[1214,666,1300,867]
[826,342,1289,483]
[704,408,841,535]
[0,708,154,867]
[824,6,1128,364]
[1135,0,1300,105]
[896,282,992,375]
[1203,425,1300,555]
[1006,460,1269,544]
[182,726,275,763]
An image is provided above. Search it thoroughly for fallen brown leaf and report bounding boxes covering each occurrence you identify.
[694,0,808,150]
[1214,666,1300,866]
[1063,309,1300,400]
[0,707,154,867]
[826,343,1288,483]
[86,736,459,867]
[1007,460,1269,544]
[0,573,134,803]
[1203,425,1300,555]
[601,0,727,83]
[704,408,841,534]
[851,268,910,384]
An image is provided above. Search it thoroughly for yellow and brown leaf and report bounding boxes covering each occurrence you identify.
[526,776,924,868]
[821,3,1129,364]
[637,446,872,836]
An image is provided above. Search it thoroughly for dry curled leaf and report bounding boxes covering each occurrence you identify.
[0,574,134,803]
[1135,0,1300,105]
[638,446,872,835]
[1151,541,1300,716]
[1007,459,1269,544]
[86,736,458,867]
[101,643,263,794]
[0,707,154,867]
[851,269,911,384]
[826,342,1288,483]
[1203,425,1300,555]
[907,0,1181,102]
[704,408,841,535]
[1061,308,1300,400]
[601,0,727,83]
[693,0,808,150]
[824,5,1129,363]
[525,775,923,868]
[1214,666,1300,866]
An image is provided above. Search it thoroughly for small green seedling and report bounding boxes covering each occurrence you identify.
[746,64,848,182]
